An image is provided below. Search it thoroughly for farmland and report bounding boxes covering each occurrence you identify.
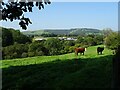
[22,28,102,36]
[1,2,119,89]
[1,45,114,89]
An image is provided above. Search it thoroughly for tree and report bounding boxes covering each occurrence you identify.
[10,28,32,44]
[63,41,75,47]
[112,45,120,88]
[102,28,113,37]
[2,27,14,47]
[0,0,51,30]
[94,35,104,45]
[76,36,84,44]
[2,43,29,59]
[104,32,120,88]
[29,42,48,56]
[2,27,31,47]
[104,32,120,49]
[44,38,62,55]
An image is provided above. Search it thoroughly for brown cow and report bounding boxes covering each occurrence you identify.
[75,47,86,55]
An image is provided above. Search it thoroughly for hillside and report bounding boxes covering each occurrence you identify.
[1,45,114,89]
[22,28,103,36]
[70,28,102,35]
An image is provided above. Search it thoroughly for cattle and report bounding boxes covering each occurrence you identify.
[97,47,104,55]
[75,47,86,55]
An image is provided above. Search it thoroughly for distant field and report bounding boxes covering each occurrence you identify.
[1,45,114,89]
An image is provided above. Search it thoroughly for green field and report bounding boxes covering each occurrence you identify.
[1,45,114,89]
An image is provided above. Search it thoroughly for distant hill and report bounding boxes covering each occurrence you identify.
[69,28,102,35]
[22,28,103,36]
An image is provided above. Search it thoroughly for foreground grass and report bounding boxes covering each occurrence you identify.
[1,45,114,89]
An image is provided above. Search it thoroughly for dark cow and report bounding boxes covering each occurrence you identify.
[97,47,104,55]
[75,47,86,55]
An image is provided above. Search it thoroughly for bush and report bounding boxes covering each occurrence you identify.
[13,52,18,58]
[60,50,67,54]
[44,38,63,55]
[2,43,29,59]
[64,46,70,53]
[4,55,11,59]
[63,41,75,47]
[28,52,35,57]
[104,32,120,49]
[21,52,28,58]
[69,46,76,53]
[82,45,89,48]
[49,48,60,55]
[36,51,44,56]
[75,44,81,47]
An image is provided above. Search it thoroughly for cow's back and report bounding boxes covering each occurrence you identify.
[97,47,104,53]
[75,48,85,53]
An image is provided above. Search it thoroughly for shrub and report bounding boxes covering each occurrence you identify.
[21,52,28,58]
[60,50,67,54]
[44,38,63,55]
[75,44,81,47]
[104,32,120,49]
[82,45,89,48]
[49,48,60,55]
[2,43,29,59]
[69,46,76,53]
[4,55,11,59]
[28,52,35,57]
[36,51,44,56]
[64,46,70,53]
[13,52,18,58]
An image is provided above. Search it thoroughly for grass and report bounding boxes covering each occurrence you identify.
[1,45,114,89]
[1,45,112,68]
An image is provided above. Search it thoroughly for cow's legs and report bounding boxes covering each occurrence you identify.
[97,51,99,55]
[83,52,84,55]
[76,52,78,55]
[75,51,78,56]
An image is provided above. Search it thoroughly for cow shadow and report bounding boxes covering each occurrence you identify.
[2,55,113,89]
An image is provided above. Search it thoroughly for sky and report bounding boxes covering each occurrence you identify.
[0,2,118,31]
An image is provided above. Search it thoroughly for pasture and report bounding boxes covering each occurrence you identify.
[1,45,114,89]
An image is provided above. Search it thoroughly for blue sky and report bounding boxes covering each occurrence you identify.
[0,2,118,31]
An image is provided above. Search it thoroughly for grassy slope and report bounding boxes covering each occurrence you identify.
[1,45,114,89]
[1,45,112,68]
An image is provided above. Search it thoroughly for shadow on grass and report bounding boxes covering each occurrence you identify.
[2,55,113,89]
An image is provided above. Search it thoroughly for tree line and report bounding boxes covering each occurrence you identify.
[2,27,119,60]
